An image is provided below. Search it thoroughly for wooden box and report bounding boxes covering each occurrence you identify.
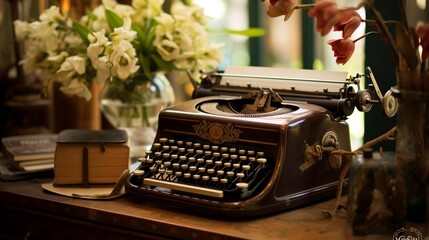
[54,129,129,186]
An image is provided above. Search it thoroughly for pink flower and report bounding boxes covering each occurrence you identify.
[334,10,362,39]
[308,0,339,36]
[262,0,297,21]
[327,38,355,64]
[416,23,429,61]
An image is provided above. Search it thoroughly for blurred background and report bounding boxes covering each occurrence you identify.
[0,0,428,151]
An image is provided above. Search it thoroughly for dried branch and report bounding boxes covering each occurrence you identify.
[323,126,397,218]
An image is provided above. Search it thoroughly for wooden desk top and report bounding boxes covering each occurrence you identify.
[0,178,409,240]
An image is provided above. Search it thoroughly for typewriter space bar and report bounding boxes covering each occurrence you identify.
[144,178,224,198]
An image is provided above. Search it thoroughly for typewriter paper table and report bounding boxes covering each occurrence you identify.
[0,178,397,240]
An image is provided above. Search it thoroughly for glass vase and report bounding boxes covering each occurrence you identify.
[100,72,175,166]
[393,82,429,223]
[347,149,405,236]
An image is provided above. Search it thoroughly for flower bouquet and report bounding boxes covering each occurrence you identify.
[262,0,429,232]
[14,0,226,159]
[14,0,224,101]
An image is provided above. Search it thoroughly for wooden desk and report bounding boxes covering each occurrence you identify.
[0,178,412,240]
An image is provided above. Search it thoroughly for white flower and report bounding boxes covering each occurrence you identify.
[94,55,112,85]
[131,0,163,25]
[171,2,209,25]
[81,5,109,32]
[110,40,139,79]
[39,6,65,23]
[57,56,87,84]
[156,39,181,61]
[110,18,136,43]
[13,20,30,41]
[87,30,110,69]
[60,78,92,101]
[28,21,60,53]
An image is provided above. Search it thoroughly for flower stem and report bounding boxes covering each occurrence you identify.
[363,19,401,25]
[364,0,399,68]
[398,0,409,31]
[352,31,378,43]
[295,4,316,9]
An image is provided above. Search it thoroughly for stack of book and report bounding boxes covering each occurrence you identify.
[1,134,58,172]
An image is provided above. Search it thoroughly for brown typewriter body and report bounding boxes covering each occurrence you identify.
[125,66,384,217]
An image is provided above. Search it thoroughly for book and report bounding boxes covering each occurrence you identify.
[0,153,53,181]
[1,134,58,162]
[54,129,129,185]
[21,162,54,172]
[18,158,54,167]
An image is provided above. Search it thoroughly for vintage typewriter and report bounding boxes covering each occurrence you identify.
[125,66,397,217]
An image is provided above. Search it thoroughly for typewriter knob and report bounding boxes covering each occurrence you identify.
[381,89,398,117]
[322,131,342,169]
[355,90,373,112]
[322,131,340,150]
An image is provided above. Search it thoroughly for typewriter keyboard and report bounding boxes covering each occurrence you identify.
[130,137,272,199]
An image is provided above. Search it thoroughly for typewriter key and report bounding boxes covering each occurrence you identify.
[133,169,145,176]
[257,158,267,164]
[196,149,204,155]
[236,182,249,189]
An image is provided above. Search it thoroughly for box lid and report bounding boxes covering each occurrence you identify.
[57,129,128,144]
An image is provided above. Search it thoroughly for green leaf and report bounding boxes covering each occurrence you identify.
[152,55,174,71]
[131,23,146,47]
[105,9,124,31]
[218,28,266,37]
[73,21,91,45]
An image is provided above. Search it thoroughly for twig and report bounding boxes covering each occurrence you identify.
[323,126,397,218]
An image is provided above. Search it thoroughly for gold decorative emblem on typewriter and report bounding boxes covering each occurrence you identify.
[192,121,242,144]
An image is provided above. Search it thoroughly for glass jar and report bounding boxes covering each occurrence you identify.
[100,72,175,165]
[347,148,405,236]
